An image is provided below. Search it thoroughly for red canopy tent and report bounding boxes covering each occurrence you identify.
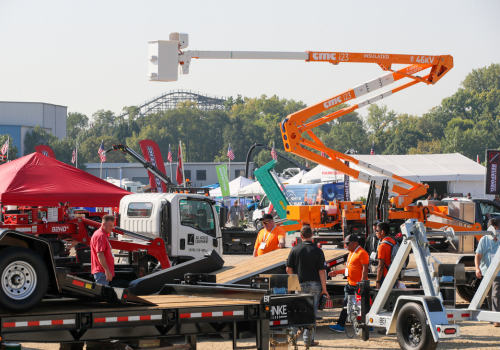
[0,152,131,207]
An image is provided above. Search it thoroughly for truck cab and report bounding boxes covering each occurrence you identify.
[119,193,222,262]
[442,197,500,229]
[472,199,500,229]
[252,195,271,229]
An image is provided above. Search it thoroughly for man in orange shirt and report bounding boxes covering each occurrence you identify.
[375,222,397,289]
[328,235,369,333]
[253,214,286,257]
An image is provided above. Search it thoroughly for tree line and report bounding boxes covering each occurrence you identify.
[2,63,499,173]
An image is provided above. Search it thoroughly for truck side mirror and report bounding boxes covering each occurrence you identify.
[219,207,228,228]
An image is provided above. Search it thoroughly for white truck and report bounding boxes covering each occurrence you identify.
[118,192,223,263]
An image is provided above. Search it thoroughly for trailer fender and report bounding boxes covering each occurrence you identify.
[387,296,448,342]
[0,229,59,292]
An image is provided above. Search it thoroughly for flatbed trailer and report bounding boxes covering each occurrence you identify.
[0,284,316,350]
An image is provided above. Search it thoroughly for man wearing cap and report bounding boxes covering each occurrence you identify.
[328,234,370,333]
[253,214,286,257]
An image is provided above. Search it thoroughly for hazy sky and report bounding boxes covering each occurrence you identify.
[1,0,499,122]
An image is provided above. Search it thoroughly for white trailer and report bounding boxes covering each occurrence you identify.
[346,219,500,350]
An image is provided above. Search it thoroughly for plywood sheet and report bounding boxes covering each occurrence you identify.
[215,247,348,284]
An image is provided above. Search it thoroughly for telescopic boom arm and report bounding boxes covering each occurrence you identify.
[106,144,174,187]
[149,33,453,207]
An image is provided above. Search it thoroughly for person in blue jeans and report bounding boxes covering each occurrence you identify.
[286,226,329,347]
[328,234,373,333]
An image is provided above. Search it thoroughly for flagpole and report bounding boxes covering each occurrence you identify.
[180,140,186,187]
[100,139,103,179]
[169,143,173,180]
[75,141,78,168]
[6,136,9,161]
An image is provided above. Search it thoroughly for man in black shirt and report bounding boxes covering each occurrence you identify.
[286,226,329,347]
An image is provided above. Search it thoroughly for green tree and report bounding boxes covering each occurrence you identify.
[383,114,423,155]
[366,104,396,134]
[408,140,443,155]
[67,112,89,139]
[323,121,370,155]
[49,137,77,166]
[24,125,58,155]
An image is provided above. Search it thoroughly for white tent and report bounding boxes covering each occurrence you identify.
[297,153,488,199]
[351,153,488,198]
[209,176,254,197]
[238,181,265,196]
[301,165,344,184]
[283,170,308,184]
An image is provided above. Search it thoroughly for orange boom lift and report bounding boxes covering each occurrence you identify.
[149,34,481,242]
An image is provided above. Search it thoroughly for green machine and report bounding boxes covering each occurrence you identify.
[253,159,299,232]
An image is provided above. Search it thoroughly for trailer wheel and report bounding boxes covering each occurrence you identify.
[0,247,49,313]
[396,302,437,350]
[456,284,476,303]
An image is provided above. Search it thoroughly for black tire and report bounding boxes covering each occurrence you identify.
[396,302,437,350]
[0,247,49,313]
[254,220,263,231]
[456,284,477,303]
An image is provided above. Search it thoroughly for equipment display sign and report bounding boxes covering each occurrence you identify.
[486,150,500,195]
[215,164,230,207]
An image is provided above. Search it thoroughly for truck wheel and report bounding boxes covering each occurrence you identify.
[0,247,49,313]
[254,220,263,231]
[396,302,437,350]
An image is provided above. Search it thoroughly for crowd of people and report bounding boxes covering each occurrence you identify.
[89,204,500,346]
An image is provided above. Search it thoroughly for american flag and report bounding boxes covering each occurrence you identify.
[271,143,278,161]
[98,141,106,162]
[1,139,8,155]
[167,144,173,163]
[370,141,375,155]
[227,144,235,160]
[71,148,77,164]
[321,150,327,158]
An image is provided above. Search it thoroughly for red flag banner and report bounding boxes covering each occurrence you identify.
[176,144,184,185]
[34,145,56,159]
[139,140,168,193]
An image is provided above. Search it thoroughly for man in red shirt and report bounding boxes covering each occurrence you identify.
[375,222,397,289]
[90,214,115,286]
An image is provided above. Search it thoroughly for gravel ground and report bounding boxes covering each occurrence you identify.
[17,249,500,350]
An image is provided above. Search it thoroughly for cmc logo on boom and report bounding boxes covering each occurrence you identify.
[312,53,336,61]
[323,96,342,108]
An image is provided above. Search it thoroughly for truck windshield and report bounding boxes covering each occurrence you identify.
[179,199,216,237]
[479,201,500,219]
